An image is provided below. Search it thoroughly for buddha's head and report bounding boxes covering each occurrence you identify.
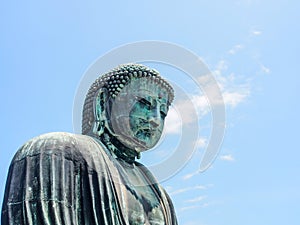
[82,64,174,156]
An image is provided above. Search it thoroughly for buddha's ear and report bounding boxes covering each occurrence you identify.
[92,88,109,136]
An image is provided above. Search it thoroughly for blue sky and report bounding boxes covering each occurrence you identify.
[1,0,299,224]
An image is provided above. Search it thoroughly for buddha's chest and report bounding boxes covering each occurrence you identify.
[117,161,166,225]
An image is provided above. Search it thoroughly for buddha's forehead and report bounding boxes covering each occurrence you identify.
[118,78,169,102]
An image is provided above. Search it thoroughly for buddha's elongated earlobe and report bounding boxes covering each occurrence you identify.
[92,88,117,137]
[93,88,108,137]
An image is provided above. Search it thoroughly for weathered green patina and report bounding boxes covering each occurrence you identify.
[2,64,178,225]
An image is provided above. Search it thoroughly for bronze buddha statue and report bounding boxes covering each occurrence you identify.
[2,64,177,225]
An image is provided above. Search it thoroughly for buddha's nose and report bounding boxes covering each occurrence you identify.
[148,105,161,128]
[148,108,160,128]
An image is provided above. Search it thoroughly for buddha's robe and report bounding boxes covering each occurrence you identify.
[1,132,177,225]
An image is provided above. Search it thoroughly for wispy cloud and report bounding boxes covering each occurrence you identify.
[164,95,206,134]
[260,64,271,74]
[251,30,262,36]
[164,56,251,136]
[165,107,182,134]
[173,59,250,179]
[179,205,201,212]
[183,165,215,180]
[183,172,198,180]
[228,44,244,55]
[195,138,207,149]
[170,185,207,196]
[167,59,250,132]
[191,95,210,117]
[213,60,251,107]
[220,154,235,162]
[223,91,249,108]
[185,195,207,203]
[214,60,228,77]
[179,202,210,212]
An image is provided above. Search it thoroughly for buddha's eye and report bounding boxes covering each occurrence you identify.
[136,97,152,109]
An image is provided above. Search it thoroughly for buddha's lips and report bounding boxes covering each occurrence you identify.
[135,127,162,137]
[135,128,154,136]
[142,128,155,136]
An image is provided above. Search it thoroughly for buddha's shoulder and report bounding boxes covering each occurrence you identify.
[13,132,107,162]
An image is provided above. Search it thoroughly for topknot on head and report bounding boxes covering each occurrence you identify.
[92,63,174,101]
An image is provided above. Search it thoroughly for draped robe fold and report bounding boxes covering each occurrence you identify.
[1,132,177,225]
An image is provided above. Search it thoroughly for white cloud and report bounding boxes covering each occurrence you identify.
[164,107,182,134]
[186,60,250,117]
[213,61,251,108]
[183,172,198,180]
[164,95,205,134]
[191,95,210,117]
[215,60,228,76]
[252,30,262,36]
[179,205,201,212]
[223,91,249,108]
[165,59,250,135]
[201,202,210,208]
[174,58,251,181]
[179,202,210,212]
[183,165,215,180]
[220,154,235,161]
[195,138,207,149]
[162,59,250,175]
[185,195,207,203]
[170,185,207,196]
[260,64,271,74]
[228,44,244,55]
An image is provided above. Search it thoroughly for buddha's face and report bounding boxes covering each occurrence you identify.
[109,78,169,152]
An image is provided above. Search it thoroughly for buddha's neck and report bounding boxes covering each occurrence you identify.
[101,132,140,164]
